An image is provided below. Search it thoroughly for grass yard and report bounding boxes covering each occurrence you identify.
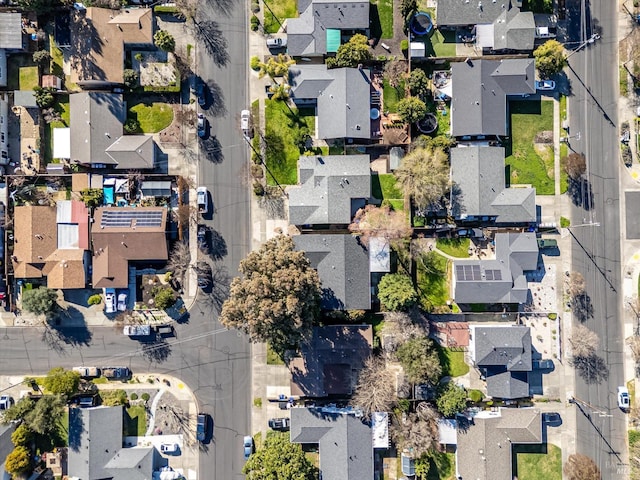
[559,143,568,194]
[383,79,405,114]
[20,66,39,91]
[372,174,405,212]
[514,444,562,480]
[436,345,470,377]
[7,54,38,90]
[124,405,147,436]
[505,100,555,195]
[424,451,456,480]
[416,251,449,310]
[370,0,394,39]
[264,100,315,185]
[127,102,174,133]
[436,238,470,258]
[266,343,285,365]
[45,95,71,164]
[263,0,298,34]
[426,29,457,58]
[49,35,64,78]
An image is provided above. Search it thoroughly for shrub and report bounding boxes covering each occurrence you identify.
[123,69,139,89]
[400,39,409,52]
[154,4,180,13]
[130,393,139,400]
[33,86,55,108]
[154,30,176,52]
[377,273,417,311]
[468,389,483,403]
[164,271,173,282]
[560,216,571,228]
[141,392,151,402]
[397,399,410,412]
[251,164,264,178]
[124,118,140,134]
[88,294,102,306]
[153,287,176,310]
[253,181,265,196]
[33,50,51,64]
[250,15,260,31]
[135,53,144,62]
[251,0,260,12]
[548,312,558,320]
[250,56,261,71]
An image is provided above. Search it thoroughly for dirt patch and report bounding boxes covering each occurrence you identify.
[158,104,183,145]
[152,390,191,437]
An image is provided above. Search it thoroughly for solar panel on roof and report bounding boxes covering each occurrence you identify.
[456,265,465,281]
[101,210,163,228]
[485,270,493,281]
[493,270,502,280]
[472,265,481,280]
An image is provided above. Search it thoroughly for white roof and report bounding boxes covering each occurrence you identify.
[476,24,495,48]
[369,237,390,273]
[53,127,71,159]
[410,42,425,57]
[371,412,389,449]
[58,224,80,249]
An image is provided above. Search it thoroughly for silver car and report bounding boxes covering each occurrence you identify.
[240,110,252,137]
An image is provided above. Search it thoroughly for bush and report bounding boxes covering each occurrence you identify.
[250,56,261,71]
[141,392,150,402]
[101,389,128,406]
[377,273,417,311]
[250,15,260,31]
[154,30,176,52]
[130,393,139,400]
[253,181,265,196]
[468,389,483,403]
[123,69,139,89]
[560,216,571,228]
[88,294,102,306]
[400,39,409,52]
[124,118,140,134]
[135,53,144,62]
[154,4,180,13]
[397,398,410,412]
[153,287,176,310]
[33,86,55,108]
[33,49,51,64]
[251,164,264,178]
[622,144,633,167]
[547,312,557,320]
[251,0,260,12]
[164,271,173,282]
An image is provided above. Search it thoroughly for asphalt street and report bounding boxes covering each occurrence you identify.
[566,0,628,477]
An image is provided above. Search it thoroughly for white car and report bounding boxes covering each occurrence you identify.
[240,110,252,137]
[618,386,630,410]
[535,80,556,91]
[104,289,116,314]
[123,325,152,337]
[266,37,287,48]
[117,293,128,312]
[197,186,208,214]
[160,443,179,454]
[0,395,13,410]
[73,367,100,378]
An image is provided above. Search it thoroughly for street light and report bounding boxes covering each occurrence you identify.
[566,33,601,59]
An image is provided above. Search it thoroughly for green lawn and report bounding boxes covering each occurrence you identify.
[505,100,555,195]
[372,174,405,212]
[266,343,285,365]
[416,252,449,310]
[46,95,71,164]
[20,66,39,91]
[7,54,37,90]
[264,100,315,185]
[426,29,457,58]
[127,102,174,133]
[515,444,562,480]
[559,143,568,194]
[49,35,64,78]
[263,0,298,34]
[124,405,147,436]
[383,79,405,114]
[370,0,393,39]
[436,238,470,257]
[436,345,470,377]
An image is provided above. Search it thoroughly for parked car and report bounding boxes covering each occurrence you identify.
[0,395,14,410]
[196,80,206,106]
[73,366,100,378]
[197,225,208,251]
[268,417,290,431]
[104,288,116,314]
[266,37,287,48]
[154,324,174,336]
[196,413,208,442]
[160,443,179,454]
[537,238,558,249]
[535,80,556,91]
[197,186,209,214]
[102,367,131,380]
[240,109,252,137]
[618,386,630,410]
[243,435,254,460]
[532,359,554,370]
[197,113,207,138]
[123,325,152,337]
[543,412,562,424]
[117,292,128,312]
[77,395,97,408]
[196,262,212,290]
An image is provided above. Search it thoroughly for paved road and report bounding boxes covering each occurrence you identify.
[566,0,628,476]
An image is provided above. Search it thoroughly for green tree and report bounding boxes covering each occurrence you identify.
[32,50,51,65]
[33,87,55,109]
[436,383,467,417]
[5,446,31,477]
[80,188,104,207]
[258,54,295,78]
[377,274,417,312]
[396,337,442,384]
[394,146,449,210]
[21,287,58,316]
[11,424,33,447]
[533,40,567,78]
[15,0,61,13]
[124,118,140,134]
[2,397,35,424]
[24,394,65,436]
[330,34,372,68]
[242,432,317,480]
[396,96,427,124]
[43,367,80,397]
[407,69,429,98]
[400,0,418,19]
[154,30,176,52]
[123,69,139,89]
[153,287,176,310]
[219,235,321,356]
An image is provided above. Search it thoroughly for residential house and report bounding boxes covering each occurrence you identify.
[91,207,168,289]
[470,325,532,399]
[287,0,369,57]
[289,325,373,397]
[70,7,153,88]
[452,232,538,304]
[450,59,535,138]
[288,154,371,226]
[448,408,542,480]
[62,92,155,168]
[12,201,90,289]
[290,406,373,480]
[68,405,164,480]
[294,234,371,310]
[289,65,371,140]
[450,146,536,224]
[0,13,23,87]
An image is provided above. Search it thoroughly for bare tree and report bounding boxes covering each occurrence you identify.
[383,60,407,89]
[563,453,601,480]
[567,272,593,322]
[166,241,191,286]
[42,107,63,125]
[194,20,229,67]
[566,272,586,298]
[351,356,396,417]
[349,205,412,247]
[380,309,427,358]
[563,152,587,179]
[391,402,440,458]
[174,204,198,229]
[569,324,598,358]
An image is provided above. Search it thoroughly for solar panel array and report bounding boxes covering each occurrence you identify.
[485,269,503,281]
[100,210,163,228]
[455,264,482,282]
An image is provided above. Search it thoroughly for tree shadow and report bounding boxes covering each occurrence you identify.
[570,292,594,322]
[195,20,229,67]
[207,229,228,260]
[571,353,609,384]
[206,80,227,117]
[140,336,172,364]
[200,136,224,164]
[198,262,230,314]
[210,0,238,18]
[567,176,594,209]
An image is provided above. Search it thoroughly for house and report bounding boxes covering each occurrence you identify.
[287,0,369,57]
[289,325,373,397]
[70,7,153,87]
[288,154,371,226]
[68,405,163,480]
[0,13,23,87]
[452,232,538,304]
[470,325,532,399]
[437,0,510,27]
[450,59,535,138]
[294,234,371,310]
[66,92,155,168]
[475,8,536,52]
[290,406,373,480]
[91,207,168,289]
[12,201,90,289]
[449,408,542,480]
[289,65,371,140]
[450,146,536,224]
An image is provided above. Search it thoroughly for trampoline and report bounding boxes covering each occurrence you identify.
[416,113,438,134]
[410,12,433,36]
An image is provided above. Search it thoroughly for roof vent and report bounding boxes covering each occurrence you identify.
[356,125,361,130]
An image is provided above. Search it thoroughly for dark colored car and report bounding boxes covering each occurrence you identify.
[196,81,206,106]
[196,262,212,290]
[268,417,290,431]
[197,225,208,251]
[197,413,208,442]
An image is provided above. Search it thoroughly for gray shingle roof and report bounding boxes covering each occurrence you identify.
[453,232,538,303]
[290,407,373,480]
[0,13,23,49]
[289,154,371,225]
[493,9,535,51]
[486,370,529,398]
[473,325,532,370]
[456,408,542,480]
[451,59,535,137]
[437,0,508,26]
[450,146,536,223]
[294,234,371,309]
[68,406,123,480]
[104,446,156,480]
[289,65,371,139]
[287,0,369,56]
[105,134,155,169]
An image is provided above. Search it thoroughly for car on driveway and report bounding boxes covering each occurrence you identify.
[535,80,556,91]
[0,395,14,410]
[160,443,179,454]
[618,386,630,410]
[266,37,287,48]
[243,435,254,460]
[197,113,207,138]
[532,359,554,370]
[196,413,209,442]
[196,80,206,106]
[117,292,128,312]
[104,288,116,314]
[268,417,290,431]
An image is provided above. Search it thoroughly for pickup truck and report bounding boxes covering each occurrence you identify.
[102,367,131,380]
[123,325,152,336]
[537,238,558,249]
[73,367,100,378]
[197,186,208,214]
